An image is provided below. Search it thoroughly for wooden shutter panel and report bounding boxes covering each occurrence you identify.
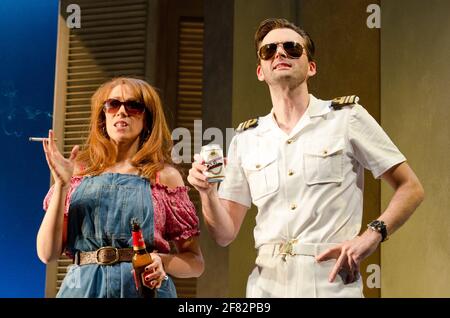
[63,0,148,156]
[170,17,204,299]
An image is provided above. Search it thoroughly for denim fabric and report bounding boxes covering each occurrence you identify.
[57,173,177,298]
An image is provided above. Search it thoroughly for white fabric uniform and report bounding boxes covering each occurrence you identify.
[218,94,406,297]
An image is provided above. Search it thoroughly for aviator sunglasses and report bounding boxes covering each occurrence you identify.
[103,99,146,116]
[258,41,304,60]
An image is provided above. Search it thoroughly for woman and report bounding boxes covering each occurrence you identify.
[37,77,204,298]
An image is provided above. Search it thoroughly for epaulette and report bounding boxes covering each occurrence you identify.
[331,95,360,109]
[236,118,258,133]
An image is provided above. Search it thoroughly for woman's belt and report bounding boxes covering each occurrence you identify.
[74,247,134,265]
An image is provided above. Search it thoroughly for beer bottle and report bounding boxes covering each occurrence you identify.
[131,220,156,298]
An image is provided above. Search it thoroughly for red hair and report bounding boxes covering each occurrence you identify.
[76,77,173,180]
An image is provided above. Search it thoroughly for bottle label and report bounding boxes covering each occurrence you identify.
[132,231,146,249]
[200,144,225,183]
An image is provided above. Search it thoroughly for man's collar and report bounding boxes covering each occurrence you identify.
[307,94,332,117]
[254,112,276,135]
[256,94,332,135]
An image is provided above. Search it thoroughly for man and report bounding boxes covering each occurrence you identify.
[188,18,424,297]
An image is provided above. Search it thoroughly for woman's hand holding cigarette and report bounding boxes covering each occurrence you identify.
[42,129,79,189]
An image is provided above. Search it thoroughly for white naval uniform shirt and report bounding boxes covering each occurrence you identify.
[218,94,406,248]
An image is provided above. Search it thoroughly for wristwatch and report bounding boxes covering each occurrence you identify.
[367,220,389,242]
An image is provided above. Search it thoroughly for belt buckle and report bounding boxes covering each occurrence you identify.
[279,239,297,256]
[96,246,119,265]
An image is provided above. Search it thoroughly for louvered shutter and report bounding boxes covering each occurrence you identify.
[170,18,204,298]
[64,0,148,156]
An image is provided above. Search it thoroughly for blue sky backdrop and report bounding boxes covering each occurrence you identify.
[0,0,58,297]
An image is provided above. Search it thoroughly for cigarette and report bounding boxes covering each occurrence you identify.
[29,137,58,142]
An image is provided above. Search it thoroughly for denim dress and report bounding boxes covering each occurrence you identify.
[56,173,177,298]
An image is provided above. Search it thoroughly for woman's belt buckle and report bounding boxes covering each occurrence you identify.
[96,246,120,265]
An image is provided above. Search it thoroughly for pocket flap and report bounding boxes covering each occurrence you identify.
[304,137,345,157]
[242,154,277,171]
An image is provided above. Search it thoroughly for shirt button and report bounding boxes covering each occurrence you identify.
[290,203,297,210]
[255,164,261,169]
[323,150,328,155]
[287,139,294,144]
[288,170,294,176]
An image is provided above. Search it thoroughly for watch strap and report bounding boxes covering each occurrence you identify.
[368,220,388,242]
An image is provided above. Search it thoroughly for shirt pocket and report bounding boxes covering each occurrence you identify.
[303,137,345,185]
[242,154,279,201]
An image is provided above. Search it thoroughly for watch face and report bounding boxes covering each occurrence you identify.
[372,220,385,230]
[368,220,387,242]
[369,220,382,230]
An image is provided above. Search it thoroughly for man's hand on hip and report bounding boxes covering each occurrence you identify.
[315,231,382,284]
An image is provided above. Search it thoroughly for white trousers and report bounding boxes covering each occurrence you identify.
[246,242,364,298]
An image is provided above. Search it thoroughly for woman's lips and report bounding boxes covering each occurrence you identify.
[114,121,129,128]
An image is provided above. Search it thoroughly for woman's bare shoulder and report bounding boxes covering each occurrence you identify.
[158,164,185,189]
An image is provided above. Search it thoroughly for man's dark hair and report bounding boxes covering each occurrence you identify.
[254,18,315,62]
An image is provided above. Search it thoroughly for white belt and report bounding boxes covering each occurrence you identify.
[258,240,339,257]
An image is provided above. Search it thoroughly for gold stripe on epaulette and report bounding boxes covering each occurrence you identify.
[244,118,258,130]
[236,118,258,132]
[332,96,343,105]
[331,95,360,108]
[237,122,245,132]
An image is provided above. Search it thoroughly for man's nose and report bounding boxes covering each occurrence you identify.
[274,44,287,59]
